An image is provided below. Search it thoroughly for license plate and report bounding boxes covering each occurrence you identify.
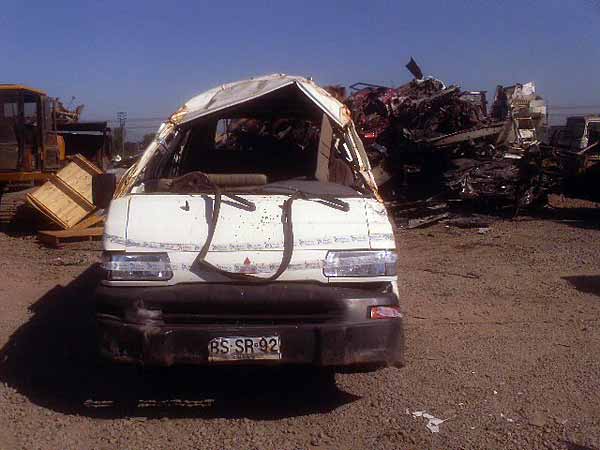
[208,336,281,362]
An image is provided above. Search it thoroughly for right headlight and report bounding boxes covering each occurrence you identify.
[101,252,173,281]
[323,250,397,277]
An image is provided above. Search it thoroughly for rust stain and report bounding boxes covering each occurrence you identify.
[169,104,188,125]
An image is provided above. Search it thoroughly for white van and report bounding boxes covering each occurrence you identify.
[95,74,404,370]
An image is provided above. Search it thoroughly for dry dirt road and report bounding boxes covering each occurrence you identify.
[0,196,599,450]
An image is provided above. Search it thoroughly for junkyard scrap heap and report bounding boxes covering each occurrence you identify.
[343,59,550,212]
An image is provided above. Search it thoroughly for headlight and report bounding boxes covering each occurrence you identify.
[323,250,397,277]
[101,252,173,281]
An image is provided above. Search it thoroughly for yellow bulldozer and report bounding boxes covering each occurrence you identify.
[0,84,66,183]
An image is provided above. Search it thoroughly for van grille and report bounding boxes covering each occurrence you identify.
[161,313,339,326]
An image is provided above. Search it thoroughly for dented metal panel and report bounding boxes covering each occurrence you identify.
[177,74,352,128]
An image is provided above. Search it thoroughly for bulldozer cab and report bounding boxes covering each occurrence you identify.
[0,85,61,173]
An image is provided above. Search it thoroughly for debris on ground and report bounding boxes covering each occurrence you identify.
[406,212,449,229]
[501,412,516,423]
[411,410,447,433]
[443,214,492,229]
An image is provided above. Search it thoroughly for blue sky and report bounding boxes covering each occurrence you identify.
[2,0,600,137]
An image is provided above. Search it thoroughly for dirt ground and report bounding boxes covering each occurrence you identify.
[0,195,599,450]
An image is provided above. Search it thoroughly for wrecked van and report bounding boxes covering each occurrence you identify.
[94,74,404,370]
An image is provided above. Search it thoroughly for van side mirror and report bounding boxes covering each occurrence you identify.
[92,173,117,209]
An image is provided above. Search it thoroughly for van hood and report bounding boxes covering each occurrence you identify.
[110,194,377,252]
[103,194,395,283]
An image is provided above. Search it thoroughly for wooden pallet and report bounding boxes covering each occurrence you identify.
[26,154,102,229]
[37,214,105,247]
[37,226,104,247]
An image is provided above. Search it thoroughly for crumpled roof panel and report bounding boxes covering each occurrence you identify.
[174,74,351,127]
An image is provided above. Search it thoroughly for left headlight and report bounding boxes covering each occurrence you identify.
[323,250,397,277]
[101,252,173,281]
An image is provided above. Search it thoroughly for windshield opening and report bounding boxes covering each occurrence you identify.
[144,117,360,194]
[0,93,19,144]
[184,117,323,182]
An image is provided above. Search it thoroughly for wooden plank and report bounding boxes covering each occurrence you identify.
[72,214,105,230]
[39,226,104,238]
[70,154,103,175]
[58,155,102,203]
[37,226,104,247]
[56,162,94,203]
[48,174,94,210]
[26,193,70,229]
[37,232,59,247]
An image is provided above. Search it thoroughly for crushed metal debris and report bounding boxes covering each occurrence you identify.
[344,58,558,225]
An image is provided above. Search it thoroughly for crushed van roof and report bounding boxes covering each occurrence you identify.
[171,74,352,128]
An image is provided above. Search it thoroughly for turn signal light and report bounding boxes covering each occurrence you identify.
[370,306,402,319]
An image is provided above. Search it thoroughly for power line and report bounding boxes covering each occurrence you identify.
[116,112,127,155]
[107,117,167,123]
[548,105,600,110]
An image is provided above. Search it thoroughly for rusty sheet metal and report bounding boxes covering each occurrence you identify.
[427,123,506,147]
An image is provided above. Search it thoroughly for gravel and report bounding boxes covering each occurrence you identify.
[0,195,599,450]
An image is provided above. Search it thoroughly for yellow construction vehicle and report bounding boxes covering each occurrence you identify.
[0,84,67,184]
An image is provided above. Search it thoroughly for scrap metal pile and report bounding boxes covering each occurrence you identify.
[54,99,84,125]
[344,59,552,218]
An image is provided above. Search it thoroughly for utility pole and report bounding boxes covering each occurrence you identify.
[117,111,127,157]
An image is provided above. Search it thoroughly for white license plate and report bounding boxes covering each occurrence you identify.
[208,336,281,362]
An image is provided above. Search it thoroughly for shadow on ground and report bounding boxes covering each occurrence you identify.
[564,440,600,450]
[526,204,600,231]
[0,265,359,419]
[563,275,600,298]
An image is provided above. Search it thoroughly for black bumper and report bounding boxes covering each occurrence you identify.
[95,282,405,369]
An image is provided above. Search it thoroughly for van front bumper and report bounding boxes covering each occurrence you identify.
[95,283,405,369]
